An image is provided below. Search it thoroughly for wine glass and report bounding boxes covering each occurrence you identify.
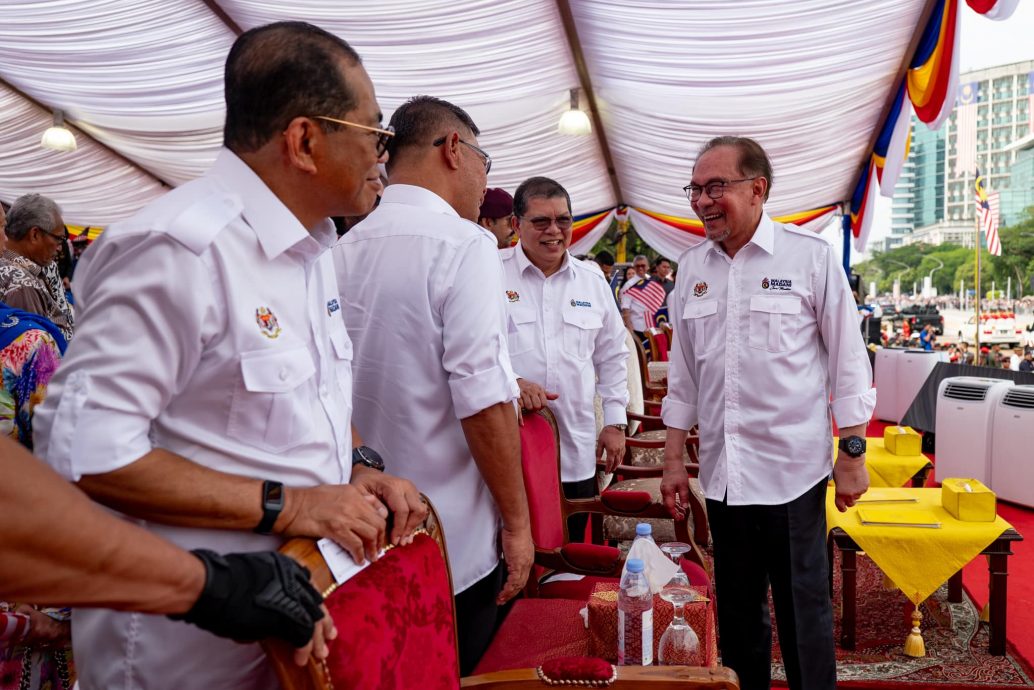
[658,542,700,665]
[658,578,700,665]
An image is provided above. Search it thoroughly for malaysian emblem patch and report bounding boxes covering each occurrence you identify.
[761,277,770,290]
[693,281,708,297]
[506,290,520,302]
[256,307,282,339]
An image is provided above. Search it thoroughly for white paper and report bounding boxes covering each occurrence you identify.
[317,538,384,585]
[623,538,681,594]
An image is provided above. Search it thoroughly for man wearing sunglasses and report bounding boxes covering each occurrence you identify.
[500,177,628,541]
[0,193,73,343]
[34,22,424,690]
[659,137,874,690]
[334,95,531,675]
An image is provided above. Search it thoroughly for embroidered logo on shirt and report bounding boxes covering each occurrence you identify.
[762,277,792,291]
[693,281,708,297]
[506,290,520,302]
[570,299,592,308]
[256,306,282,339]
[326,298,340,316]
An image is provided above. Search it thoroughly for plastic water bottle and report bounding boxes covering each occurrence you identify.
[634,522,655,544]
[618,558,653,666]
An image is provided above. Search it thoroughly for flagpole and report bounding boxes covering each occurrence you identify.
[974,169,981,355]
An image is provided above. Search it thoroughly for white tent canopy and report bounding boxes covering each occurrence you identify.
[0,0,932,237]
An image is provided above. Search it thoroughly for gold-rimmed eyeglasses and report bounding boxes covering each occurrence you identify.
[312,116,394,156]
[433,136,492,174]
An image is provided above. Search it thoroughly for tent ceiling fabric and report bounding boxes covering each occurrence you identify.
[0,0,926,232]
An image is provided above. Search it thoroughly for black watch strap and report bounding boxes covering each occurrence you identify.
[838,435,867,458]
[254,480,285,534]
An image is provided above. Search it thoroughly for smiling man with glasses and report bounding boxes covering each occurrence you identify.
[659,136,874,690]
[500,176,628,542]
[0,193,73,342]
[334,95,532,675]
[32,22,430,689]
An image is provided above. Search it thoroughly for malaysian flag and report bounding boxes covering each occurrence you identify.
[954,82,979,176]
[975,169,1002,256]
[626,277,667,329]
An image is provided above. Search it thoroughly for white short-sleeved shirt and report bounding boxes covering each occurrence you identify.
[620,283,650,331]
[661,213,876,506]
[33,149,354,690]
[334,184,519,593]
[500,244,628,481]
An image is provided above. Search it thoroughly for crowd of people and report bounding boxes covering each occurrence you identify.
[1,21,878,690]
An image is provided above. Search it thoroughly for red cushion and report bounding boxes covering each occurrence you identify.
[599,489,653,512]
[654,332,669,361]
[559,542,621,573]
[538,575,615,600]
[681,559,711,590]
[323,534,459,689]
[473,599,588,674]
[520,412,564,553]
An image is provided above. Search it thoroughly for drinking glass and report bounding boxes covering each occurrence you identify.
[658,542,700,665]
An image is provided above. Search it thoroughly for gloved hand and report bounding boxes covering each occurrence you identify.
[169,550,324,648]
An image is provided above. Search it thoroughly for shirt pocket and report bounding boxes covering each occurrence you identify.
[507,307,538,356]
[228,345,316,454]
[682,299,720,355]
[562,309,603,360]
[748,295,801,353]
[329,327,354,403]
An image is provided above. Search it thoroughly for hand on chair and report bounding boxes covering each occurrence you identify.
[349,465,428,546]
[596,425,626,473]
[516,378,558,415]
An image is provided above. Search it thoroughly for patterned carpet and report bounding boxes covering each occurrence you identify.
[770,549,1034,688]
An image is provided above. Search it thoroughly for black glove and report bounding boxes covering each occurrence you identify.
[169,550,325,648]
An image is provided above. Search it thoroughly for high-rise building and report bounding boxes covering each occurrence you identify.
[892,60,1034,246]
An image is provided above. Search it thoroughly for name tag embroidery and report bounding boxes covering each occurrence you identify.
[761,277,792,291]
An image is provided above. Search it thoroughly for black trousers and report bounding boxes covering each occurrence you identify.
[706,478,836,690]
[454,561,505,676]
[563,476,597,542]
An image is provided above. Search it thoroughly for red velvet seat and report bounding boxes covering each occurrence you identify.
[645,327,670,362]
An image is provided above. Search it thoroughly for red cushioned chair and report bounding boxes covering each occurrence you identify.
[519,407,708,601]
[645,327,670,363]
[264,497,738,690]
[630,329,667,402]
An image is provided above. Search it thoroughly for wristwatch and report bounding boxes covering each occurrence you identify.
[352,445,385,472]
[606,424,628,433]
[838,435,867,458]
[254,480,284,534]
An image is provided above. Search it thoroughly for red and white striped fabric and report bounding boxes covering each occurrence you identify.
[625,278,667,329]
[982,192,1001,256]
[0,611,30,642]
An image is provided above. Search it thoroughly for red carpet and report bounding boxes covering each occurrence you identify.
[863,419,1034,681]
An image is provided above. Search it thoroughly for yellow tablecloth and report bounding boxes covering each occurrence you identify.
[831,437,930,488]
[826,487,1013,605]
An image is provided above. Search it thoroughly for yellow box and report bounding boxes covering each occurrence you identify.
[884,426,922,456]
[940,478,997,522]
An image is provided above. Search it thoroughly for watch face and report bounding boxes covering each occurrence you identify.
[847,437,865,456]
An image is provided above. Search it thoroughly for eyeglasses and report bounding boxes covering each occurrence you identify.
[683,177,757,202]
[312,116,395,157]
[433,136,492,174]
[521,215,573,232]
[38,227,68,242]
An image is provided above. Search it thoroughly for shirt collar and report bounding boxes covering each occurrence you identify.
[379,184,461,219]
[705,210,775,260]
[1,249,42,276]
[208,148,325,261]
[514,242,572,280]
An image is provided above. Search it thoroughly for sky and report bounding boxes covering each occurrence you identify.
[830,2,1034,265]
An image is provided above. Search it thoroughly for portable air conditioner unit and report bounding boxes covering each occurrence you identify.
[874,348,903,422]
[990,385,1034,507]
[896,349,944,422]
[935,376,1014,485]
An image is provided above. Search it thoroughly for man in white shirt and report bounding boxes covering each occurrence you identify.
[33,23,423,690]
[500,177,628,540]
[621,254,666,339]
[334,95,532,675]
[660,137,874,690]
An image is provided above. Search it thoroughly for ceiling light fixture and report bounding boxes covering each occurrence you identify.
[41,110,77,153]
[558,88,591,136]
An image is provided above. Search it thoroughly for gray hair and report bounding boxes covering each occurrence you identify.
[633,254,649,265]
[695,136,773,202]
[6,193,62,241]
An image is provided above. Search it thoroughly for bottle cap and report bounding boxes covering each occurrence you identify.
[626,558,644,573]
[635,523,652,537]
